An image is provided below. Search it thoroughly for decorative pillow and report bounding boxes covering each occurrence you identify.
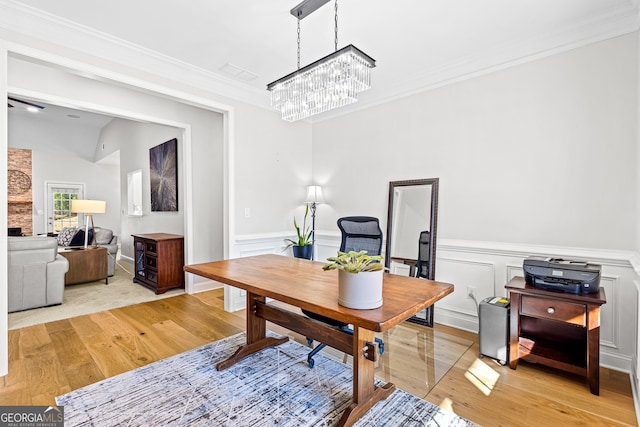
[69,228,94,247]
[57,227,76,247]
[94,228,113,245]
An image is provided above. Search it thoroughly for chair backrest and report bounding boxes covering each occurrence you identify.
[337,216,383,256]
[415,230,430,278]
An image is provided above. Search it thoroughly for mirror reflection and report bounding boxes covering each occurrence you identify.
[385,178,439,326]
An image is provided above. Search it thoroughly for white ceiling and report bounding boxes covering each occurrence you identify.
[5,0,640,121]
[8,97,117,161]
[8,98,114,128]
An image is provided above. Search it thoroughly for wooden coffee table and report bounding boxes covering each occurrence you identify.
[59,246,109,285]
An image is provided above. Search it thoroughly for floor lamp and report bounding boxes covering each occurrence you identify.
[304,185,325,260]
[71,199,106,248]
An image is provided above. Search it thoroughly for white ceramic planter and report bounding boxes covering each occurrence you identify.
[338,269,383,309]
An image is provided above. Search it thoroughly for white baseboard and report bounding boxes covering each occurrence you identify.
[192,279,223,294]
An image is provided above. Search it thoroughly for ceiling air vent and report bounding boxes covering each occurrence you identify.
[219,62,259,81]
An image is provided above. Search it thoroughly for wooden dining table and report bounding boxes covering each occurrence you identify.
[184,254,454,427]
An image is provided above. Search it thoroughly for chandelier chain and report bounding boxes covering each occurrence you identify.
[334,0,338,52]
[297,19,301,70]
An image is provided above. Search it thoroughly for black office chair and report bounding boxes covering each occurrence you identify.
[408,230,435,327]
[303,216,385,368]
[414,230,430,278]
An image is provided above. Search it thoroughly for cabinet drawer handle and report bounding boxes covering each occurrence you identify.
[547,307,555,314]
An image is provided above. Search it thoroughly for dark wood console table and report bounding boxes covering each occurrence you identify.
[506,276,606,395]
[133,233,184,294]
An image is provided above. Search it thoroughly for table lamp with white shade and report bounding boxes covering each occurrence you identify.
[70,199,106,248]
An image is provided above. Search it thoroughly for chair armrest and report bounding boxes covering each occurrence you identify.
[46,255,68,306]
[50,255,69,274]
[99,236,118,254]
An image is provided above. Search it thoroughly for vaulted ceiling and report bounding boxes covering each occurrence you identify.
[3,0,639,121]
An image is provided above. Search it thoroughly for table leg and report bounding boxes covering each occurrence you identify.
[337,327,395,427]
[508,292,521,370]
[216,292,288,371]
[587,304,601,395]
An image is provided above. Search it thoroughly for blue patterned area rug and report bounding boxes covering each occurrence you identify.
[56,332,479,426]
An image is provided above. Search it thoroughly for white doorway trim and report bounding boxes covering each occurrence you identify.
[0,41,236,376]
[0,44,8,378]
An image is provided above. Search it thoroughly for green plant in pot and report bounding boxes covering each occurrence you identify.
[323,250,386,309]
[284,205,314,260]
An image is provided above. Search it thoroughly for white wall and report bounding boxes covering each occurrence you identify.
[97,118,185,260]
[9,113,105,162]
[8,115,120,236]
[232,102,313,237]
[303,33,639,373]
[313,34,638,251]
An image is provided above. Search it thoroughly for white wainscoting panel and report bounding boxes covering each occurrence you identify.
[506,264,524,282]
[224,235,286,312]
[389,261,412,276]
[228,233,638,372]
[436,258,495,307]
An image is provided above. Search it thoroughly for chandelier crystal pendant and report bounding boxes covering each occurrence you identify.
[267,0,376,122]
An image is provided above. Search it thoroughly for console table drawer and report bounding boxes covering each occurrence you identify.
[145,270,158,284]
[145,241,157,254]
[145,256,157,269]
[521,295,586,326]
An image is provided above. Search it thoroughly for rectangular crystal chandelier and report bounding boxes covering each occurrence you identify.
[267,45,375,122]
[267,0,376,122]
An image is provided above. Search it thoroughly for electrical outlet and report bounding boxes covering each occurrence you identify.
[466,286,476,299]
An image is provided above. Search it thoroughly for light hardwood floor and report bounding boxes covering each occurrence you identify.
[1,288,636,426]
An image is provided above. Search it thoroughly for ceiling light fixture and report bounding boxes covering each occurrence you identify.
[267,0,376,122]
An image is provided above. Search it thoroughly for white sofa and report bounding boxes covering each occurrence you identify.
[8,236,69,312]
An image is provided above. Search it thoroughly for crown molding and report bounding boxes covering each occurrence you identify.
[0,0,271,111]
[0,0,637,123]
[310,1,640,122]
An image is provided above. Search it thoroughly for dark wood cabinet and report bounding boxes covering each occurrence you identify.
[506,276,606,395]
[133,233,184,294]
